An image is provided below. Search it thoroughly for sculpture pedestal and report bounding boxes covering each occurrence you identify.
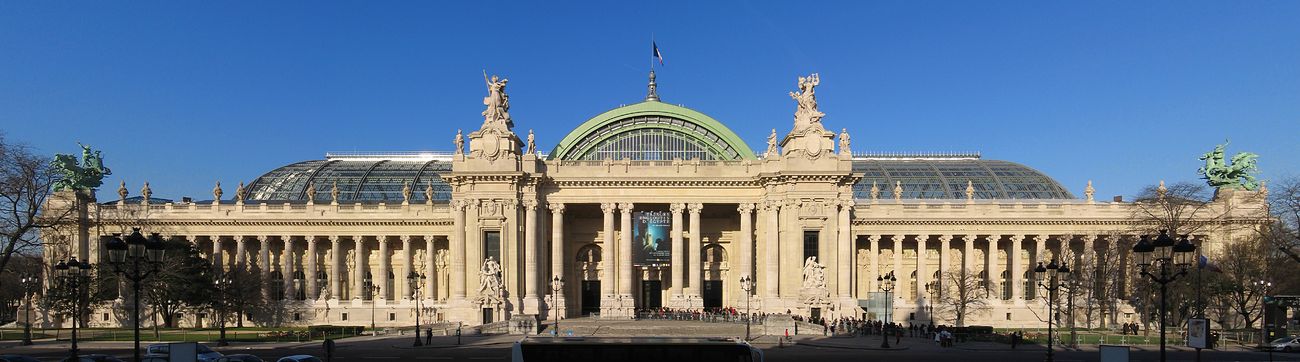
[763,314,796,336]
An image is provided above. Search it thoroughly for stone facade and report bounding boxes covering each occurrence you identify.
[38,73,1270,330]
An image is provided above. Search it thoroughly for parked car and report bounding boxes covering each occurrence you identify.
[139,354,170,362]
[216,354,266,362]
[146,343,225,362]
[0,355,41,362]
[275,355,323,362]
[1267,336,1300,352]
[59,355,125,362]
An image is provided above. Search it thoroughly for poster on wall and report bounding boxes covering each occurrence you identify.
[633,211,672,266]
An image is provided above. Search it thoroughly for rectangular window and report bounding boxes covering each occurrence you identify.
[341,313,348,321]
[803,231,819,260]
[103,313,109,321]
[389,313,396,321]
[1006,313,1012,320]
[483,230,501,261]
[294,313,301,321]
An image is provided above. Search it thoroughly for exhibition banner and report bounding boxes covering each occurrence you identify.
[1187,318,1209,349]
[633,211,672,266]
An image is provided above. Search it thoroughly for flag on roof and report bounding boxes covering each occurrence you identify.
[1198,255,1223,273]
[653,42,664,66]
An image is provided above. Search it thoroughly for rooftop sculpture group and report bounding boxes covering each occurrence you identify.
[52,143,111,192]
[1198,141,1260,190]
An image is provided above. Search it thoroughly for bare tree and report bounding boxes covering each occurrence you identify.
[1265,176,1300,264]
[938,269,989,327]
[0,134,76,291]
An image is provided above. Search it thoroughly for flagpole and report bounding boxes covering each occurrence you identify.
[650,33,655,72]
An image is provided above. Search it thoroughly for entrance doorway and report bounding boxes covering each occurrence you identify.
[641,281,662,309]
[581,281,601,316]
[482,308,493,324]
[703,280,723,309]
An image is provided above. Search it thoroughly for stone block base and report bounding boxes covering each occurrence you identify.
[509,314,538,335]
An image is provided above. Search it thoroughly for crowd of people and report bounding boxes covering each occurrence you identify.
[635,307,767,324]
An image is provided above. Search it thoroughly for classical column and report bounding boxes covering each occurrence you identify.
[549,203,566,315]
[737,203,755,280]
[1009,235,1024,301]
[600,203,616,297]
[985,236,998,298]
[1083,234,1096,274]
[451,200,467,300]
[763,202,780,299]
[938,235,951,289]
[892,236,902,286]
[307,237,319,300]
[687,203,703,299]
[258,236,271,299]
[283,236,295,300]
[837,201,851,299]
[670,203,685,301]
[330,237,341,299]
[378,236,390,301]
[236,237,248,270]
[211,237,223,271]
[401,236,412,299]
[961,235,974,278]
[425,236,436,299]
[353,236,365,299]
[618,203,634,298]
[916,235,928,302]
[524,200,540,311]
[867,235,880,291]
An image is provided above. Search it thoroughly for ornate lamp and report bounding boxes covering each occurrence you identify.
[1132,235,1154,270]
[125,228,147,259]
[1173,235,1196,269]
[1152,230,1176,262]
[146,233,166,263]
[106,234,128,264]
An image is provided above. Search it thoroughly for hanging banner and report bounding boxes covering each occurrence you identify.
[633,211,672,266]
[1187,318,1209,349]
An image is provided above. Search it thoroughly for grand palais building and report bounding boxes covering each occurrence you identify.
[44,72,1266,330]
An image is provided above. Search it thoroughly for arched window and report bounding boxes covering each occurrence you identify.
[575,244,602,264]
[703,244,727,265]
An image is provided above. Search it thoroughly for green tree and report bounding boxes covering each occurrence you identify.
[143,237,215,328]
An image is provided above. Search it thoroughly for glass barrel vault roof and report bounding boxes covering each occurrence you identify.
[243,156,1072,203]
[851,159,1075,200]
[245,159,452,203]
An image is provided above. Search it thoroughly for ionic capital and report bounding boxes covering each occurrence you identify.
[687,203,703,214]
[737,203,755,214]
[548,202,565,213]
[600,203,617,214]
[865,234,881,243]
[670,203,685,213]
[618,203,635,212]
[1007,235,1025,243]
[763,200,781,211]
[936,235,953,243]
[522,199,538,210]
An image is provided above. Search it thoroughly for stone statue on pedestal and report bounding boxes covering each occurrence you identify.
[801,256,826,290]
[479,256,502,296]
[780,73,835,158]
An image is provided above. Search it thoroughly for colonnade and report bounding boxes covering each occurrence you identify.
[201,235,447,303]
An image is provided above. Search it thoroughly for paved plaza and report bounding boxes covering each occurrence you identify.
[3,320,1298,361]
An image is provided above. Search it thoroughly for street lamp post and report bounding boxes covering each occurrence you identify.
[54,257,91,360]
[104,229,167,362]
[214,272,234,346]
[1035,259,1071,362]
[924,281,939,328]
[551,275,564,337]
[1132,230,1196,362]
[877,271,896,349]
[408,271,426,347]
[739,275,754,341]
[20,273,40,346]
[1255,280,1271,347]
[363,273,379,337]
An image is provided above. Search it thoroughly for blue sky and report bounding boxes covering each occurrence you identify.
[2,1,1298,201]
